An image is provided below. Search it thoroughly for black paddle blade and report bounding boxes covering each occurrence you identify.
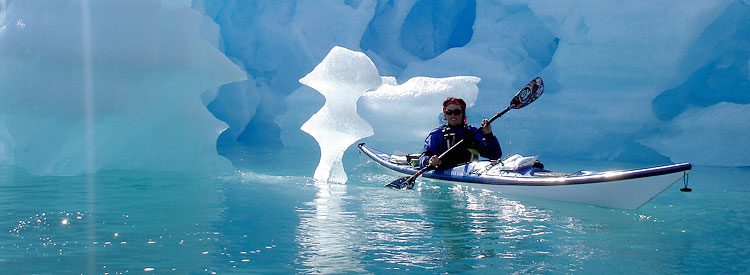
[510,77,544,109]
[385,177,415,189]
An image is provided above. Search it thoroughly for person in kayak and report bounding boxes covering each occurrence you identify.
[419,97,502,169]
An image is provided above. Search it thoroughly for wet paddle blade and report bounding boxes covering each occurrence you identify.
[385,177,415,189]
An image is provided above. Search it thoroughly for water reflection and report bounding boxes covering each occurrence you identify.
[0,169,222,273]
[450,186,554,259]
[296,181,365,273]
[418,182,592,272]
[209,172,312,272]
[346,168,592,272]
[356,182,436,269]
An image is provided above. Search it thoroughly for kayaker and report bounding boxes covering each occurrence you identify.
[419,97,502,169]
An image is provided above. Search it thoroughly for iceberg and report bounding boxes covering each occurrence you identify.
[0,0,245,175]
[300,46,380,183]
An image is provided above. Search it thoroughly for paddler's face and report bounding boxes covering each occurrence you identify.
[444,104,464,126]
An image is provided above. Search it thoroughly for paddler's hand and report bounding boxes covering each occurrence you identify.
[428,155,441,167]
[480,119,493,135]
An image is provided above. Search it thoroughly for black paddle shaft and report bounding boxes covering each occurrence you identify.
[406,139,465,181]
[487,106,512,124]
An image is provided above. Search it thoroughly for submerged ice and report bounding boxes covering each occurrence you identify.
[0,0,748,177]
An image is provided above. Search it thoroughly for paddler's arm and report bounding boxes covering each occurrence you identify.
[478,119,502,160]
[419,131,442,168]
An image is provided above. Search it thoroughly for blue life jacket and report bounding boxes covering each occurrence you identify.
[419,124,502,169]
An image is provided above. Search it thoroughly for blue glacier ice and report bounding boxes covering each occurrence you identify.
[0,0,748,177]
[0,0,245,175]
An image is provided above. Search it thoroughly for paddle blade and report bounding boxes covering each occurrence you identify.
[532,77,544,102]
[510,86,532,109]
[385,177,415,189]
[510,77,544,109]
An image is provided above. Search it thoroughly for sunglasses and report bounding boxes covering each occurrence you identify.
[444,109,463,115]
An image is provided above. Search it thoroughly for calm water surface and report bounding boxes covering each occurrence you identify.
[0,158,748,273]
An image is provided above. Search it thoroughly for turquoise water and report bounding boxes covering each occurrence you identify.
[1,158,748,273]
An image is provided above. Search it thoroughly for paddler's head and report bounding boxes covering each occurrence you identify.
[442,97,467,126]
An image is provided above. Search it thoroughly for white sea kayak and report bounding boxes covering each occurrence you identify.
[358,143,692,209]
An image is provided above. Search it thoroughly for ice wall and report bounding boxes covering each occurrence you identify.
[199,0,749,167]
[521,0,746,166]
[647,0,750,166]
[642,103,750,166]
[0,0,246,175]
[196,0,376,151]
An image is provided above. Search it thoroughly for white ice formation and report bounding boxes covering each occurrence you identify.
[299,46,380,183]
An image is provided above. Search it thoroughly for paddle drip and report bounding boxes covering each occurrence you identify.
[680,172,692,192]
